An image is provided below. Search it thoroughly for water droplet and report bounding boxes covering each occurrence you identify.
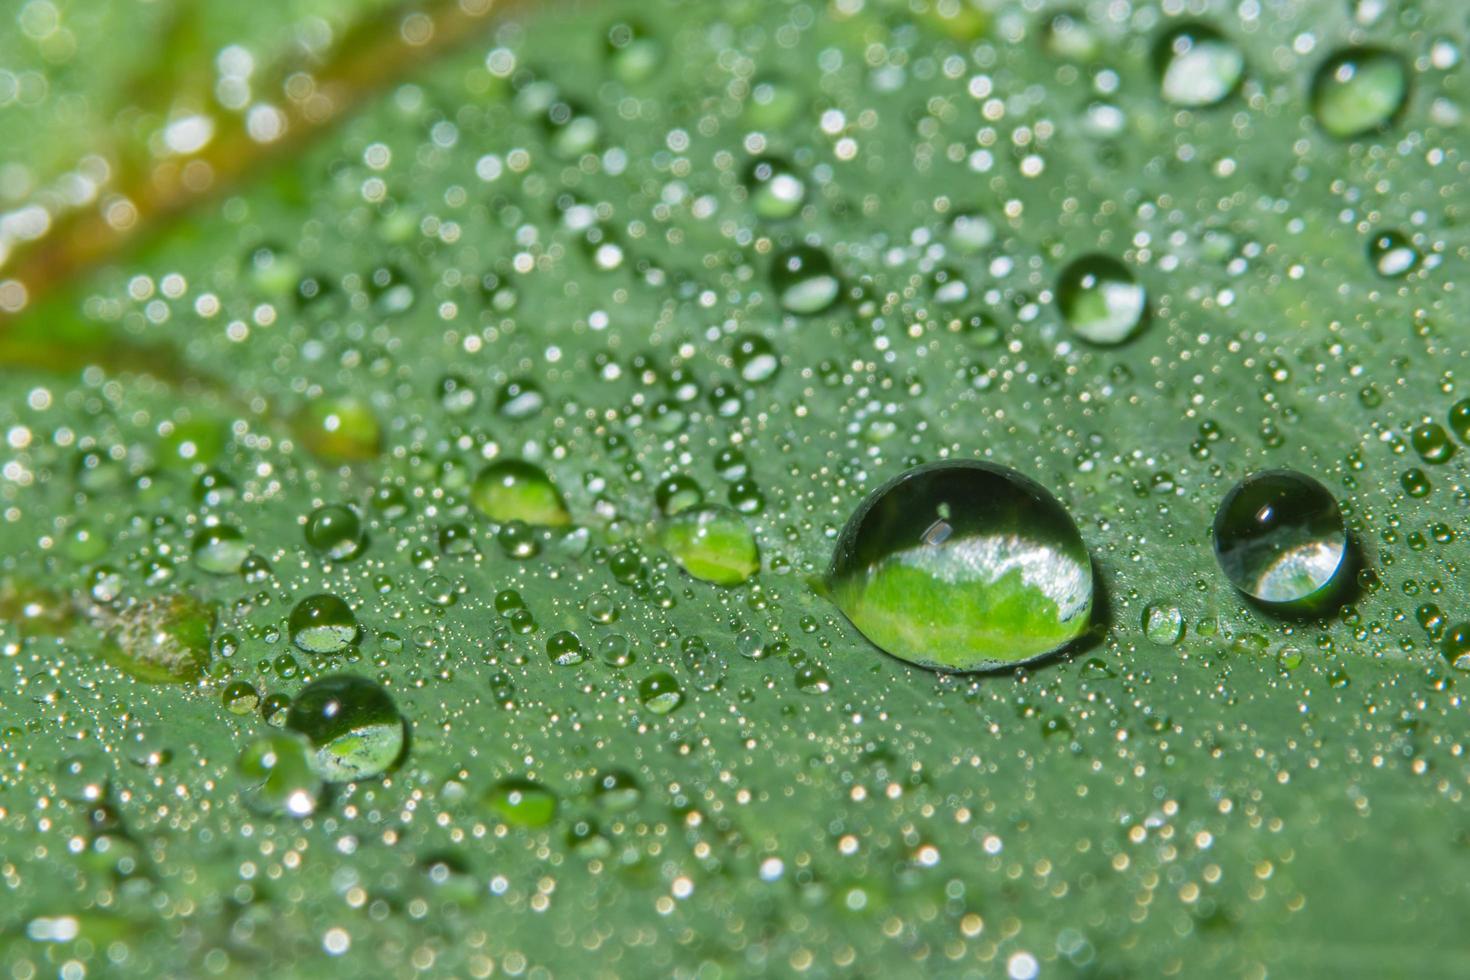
[744,155,806,220]
[1142,604,1185,645]
[659,507,760,586]
[1310,47,1408,139]
[495,378,546,420]
[1367,230,1420,278]
[222,681,260,715]
[294,396,381,462]
[827,461,1093,671]
[654,474,704,515]
[101,593,214,683]
[1153,23,1244,107]
[238,733,322,817]
[305,504,366,561]
[1411,422,1455,464]
[591,769,642,810]
[1212,470,1347,607]
[1449,398,1470,443]
[947,210,997,253]
[546,630,586,666]
[192,524,250,575]
[482,778,558,827]
[745,74,802,129]
[732,334,781,383]
[286,674,406,781]
[772,245,840,314]
[795,663,832,694]
[680,635,726,691]
[599,633,634,667]
[1444,623,1470,671]
[1056,255,1147,345]
[497,520,541,559]
[471,460,571,526]
[605,20,663,83]
[289,593,358,654]
[1042,11,1100,62]
[638,671,684,714]
[437,373,478,414]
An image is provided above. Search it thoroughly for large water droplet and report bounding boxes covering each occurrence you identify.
[827,461,1093,672]
[471,459,571,526]
[289,593,358,654]
[658,507,760,586]
[238,733,322,817]
[192,524,249,575]
[772,245,840,314]
[1310,47,1408,138]
[482,778,558,827]
[286,674,406,782]
[1212,470,1348,607]
[293,396,381,462]
[1153,23,1244,107]
[744,155,806,220]
[1367,230,1420,278]
[1056,255,1147,345]
[101,593,214,683]
[305,504,366,561]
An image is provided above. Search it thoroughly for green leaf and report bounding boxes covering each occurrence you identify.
[3,0,1470,976]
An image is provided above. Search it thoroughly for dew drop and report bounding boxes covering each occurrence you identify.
[1310,47,1408,139]
[659,507,760,586]
[1142,604,1185,645]
[294,396,381,462]
[238,733,322,817]
[101,593,214,683]
[305,504,366,561]
[1056,254,1147,345]
[743,155,806,220]
[192,524,250,575]
[471,459,571,526]
[827,461,1093,672]
[1367,230,1420,278]
[285,674,406,782]
[638,671,684,714]
[546,630,586,666]
[1153,23,1244,108]
[288,593,358,654]
[482,778,558,827]
[772,245,840,315]
[1212,470,1348,608]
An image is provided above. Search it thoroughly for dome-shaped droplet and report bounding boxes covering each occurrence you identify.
[1056,254,1147,345]
[827,461,1093,672]
[1367,230,1420,278]
[305,504,365,561]
[1310,47,1408,138]
[293,395,381,462]
[285,674,405,782]
[771,245,840,314]
[289,593,358,654]
[948,211,997,255]
[192,525,250,575]
[482,778,558,827]
[1042,11,1100,62]
[743,155,806,220]
[1153,23,1244,107]
[1211,470,1348,607]
[470,459,571,526]
[658,507,760,586]
[732,334,781,383]
[101,593,214,683]
[238,733,322,817]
